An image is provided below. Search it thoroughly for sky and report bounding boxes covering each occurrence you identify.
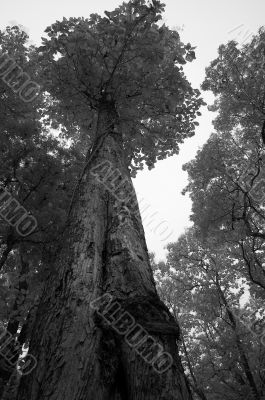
[1,0,265,260]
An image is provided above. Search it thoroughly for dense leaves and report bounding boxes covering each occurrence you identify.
[0,26,83,334]
[201,28,265,140]
[156,26,265,400]
[37,0,204,174]
[154,229,265,400]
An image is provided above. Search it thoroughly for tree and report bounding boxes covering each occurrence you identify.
[183,27,265,293]
[182,130,265,291]
[201,28,265,145]
[169,29,265,398]
[153,228,265,400]
[0,26,83,396]
[16,1,203,399]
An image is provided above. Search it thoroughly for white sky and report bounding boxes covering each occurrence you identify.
[1,0,265,260]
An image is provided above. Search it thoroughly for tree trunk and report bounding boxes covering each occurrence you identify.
[17,101,192,400]
[216,276,260,400]
[181,338,208,400]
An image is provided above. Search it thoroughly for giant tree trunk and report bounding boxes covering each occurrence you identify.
[17,100,192,400]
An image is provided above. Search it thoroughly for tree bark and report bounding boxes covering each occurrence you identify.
[17,101,192,400]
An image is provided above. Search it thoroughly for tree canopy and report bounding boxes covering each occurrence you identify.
[37,0,203,174]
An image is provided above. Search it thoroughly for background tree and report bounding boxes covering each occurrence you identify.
[166,27,265,400]
[183,27,265,294]
[0,26,83,396]
[153,228,265,400]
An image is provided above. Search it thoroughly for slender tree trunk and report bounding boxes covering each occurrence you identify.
[216,277,260,400]
[17,100,192,400]
[182,338,208,400]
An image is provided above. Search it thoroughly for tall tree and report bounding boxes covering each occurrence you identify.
[16,1,203,399]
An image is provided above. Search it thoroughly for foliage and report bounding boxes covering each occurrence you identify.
[152,27,265,399]
[0,26,83,330]
[37,0,204,175]
[201,27,265,139]
[183,27,265,295]
[154,228,265,400]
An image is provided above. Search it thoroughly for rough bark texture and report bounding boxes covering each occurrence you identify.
[17,101,192,400]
